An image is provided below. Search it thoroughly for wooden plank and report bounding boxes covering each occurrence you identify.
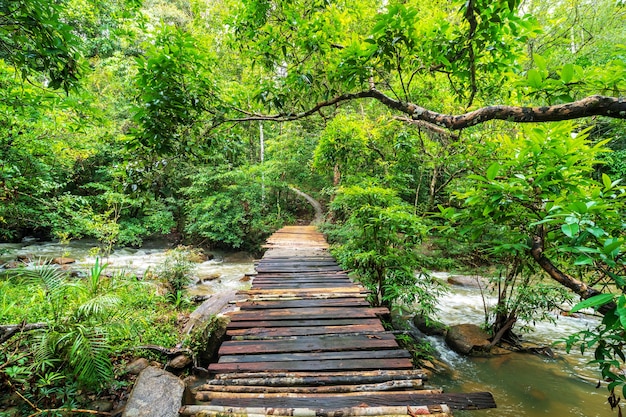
[218,349,411,363]
[208,392,497,410]
[227,323,386,338]
[237,298,370,309]
[229,307,387,321]
[194,379,424,394]
[252,282,355,289]
[240,288,366,296]
[256,267,344,272]
[218,333,399,356]
[180,404,452,417]
[239,293,369,301]
[226,318,383,329]
[208,357,414,373]
[213,369,428,380]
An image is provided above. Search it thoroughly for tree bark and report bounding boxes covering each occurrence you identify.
[0,322,48,344]
[530,234,615,315]
[227,91,626,130]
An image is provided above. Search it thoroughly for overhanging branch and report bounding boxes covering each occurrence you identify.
[225,89,626,130]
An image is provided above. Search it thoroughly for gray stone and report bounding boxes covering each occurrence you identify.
[413,315,447,336]
[89,400,114,412]
[122,366,184,417]
[445,323,491,355]
[447,275,488,288]
[126,358,150,375]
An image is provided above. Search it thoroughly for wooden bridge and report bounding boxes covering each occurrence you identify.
[180,226,495,417]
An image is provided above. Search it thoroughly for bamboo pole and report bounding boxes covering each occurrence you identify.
[196,389,443,400]
[179,404,452,417]
[195,379,423,394]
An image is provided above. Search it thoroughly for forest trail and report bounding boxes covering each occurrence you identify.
[289,187,324,224]
[181,226,495,417]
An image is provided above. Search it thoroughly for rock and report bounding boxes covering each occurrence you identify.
[223,251,253,263]
[52,257,76,265]
[16,253,34,263]
[89,400,114,412]
[413,315,447,336]
[168,354,192,370]
[447,275,488,288]
[126,358,150,375]
[445,323,492,356]
[2,261,22,269]
[197,273,221,283]
[122,366,184,417]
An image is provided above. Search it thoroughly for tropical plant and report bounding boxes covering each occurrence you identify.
[329,184,445,313]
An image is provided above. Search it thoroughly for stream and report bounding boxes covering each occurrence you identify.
[427,272,612,417]
[0,241,616,416]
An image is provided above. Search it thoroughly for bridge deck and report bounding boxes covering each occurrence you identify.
[182,226,495,417]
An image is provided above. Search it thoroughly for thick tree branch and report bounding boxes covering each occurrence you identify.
[0,322,48,344]
[393,116,460,140]
[530,234,615,315]
[406,95,626,129]
[226,89,626,130]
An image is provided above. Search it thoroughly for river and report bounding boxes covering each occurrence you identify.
[427,273,612,417]
[0,241,615,416]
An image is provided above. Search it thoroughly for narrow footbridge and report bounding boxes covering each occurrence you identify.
[181,226,495,417]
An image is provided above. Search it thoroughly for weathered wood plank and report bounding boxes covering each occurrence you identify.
[252,282,355,289]
[237,298,370,309]
[218,333,399,356]
[212,369,429,381]
[200,389,442,400]
[227,323,386,338]
[218,349,412,363]
[229,307,388,321]
[194,379,424,394]
[208,392,496,410]
[226,318,383,329]
[180,404,452,417]
[208,357,414,373]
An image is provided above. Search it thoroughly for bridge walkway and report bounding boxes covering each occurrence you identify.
[181,226,495,417]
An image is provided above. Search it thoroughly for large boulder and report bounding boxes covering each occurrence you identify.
[447,275,488,288]
[122,366,184,417]
[413,315,447,336]
[445,323,491,356]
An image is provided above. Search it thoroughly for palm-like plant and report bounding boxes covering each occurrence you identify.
[19,261,126,389]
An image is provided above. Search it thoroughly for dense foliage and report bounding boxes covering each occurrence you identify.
[1,0,625,411]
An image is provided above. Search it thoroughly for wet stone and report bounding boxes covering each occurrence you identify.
[126,358,150,375]
[123,366,184,417]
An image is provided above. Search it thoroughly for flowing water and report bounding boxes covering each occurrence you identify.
[427,272,614,417]
[0,239,255,297]
[1,242,617,415]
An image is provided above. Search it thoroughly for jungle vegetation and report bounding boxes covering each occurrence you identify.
[1,0,626,413]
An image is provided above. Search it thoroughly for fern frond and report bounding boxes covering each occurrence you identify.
[75,294,122,320]
[65,325,113,388]
[20,263,69,304]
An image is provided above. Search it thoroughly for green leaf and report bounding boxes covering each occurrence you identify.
[574,255,593,266]
[534,54,547,71]
[587,227,605,238]
[602,173,612,190]
[561,223,579,238]
[527,69,543,88]
[486,163,500,181]
[571,293,614,313]
[603,238,622,256]
[560,63,574,84]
